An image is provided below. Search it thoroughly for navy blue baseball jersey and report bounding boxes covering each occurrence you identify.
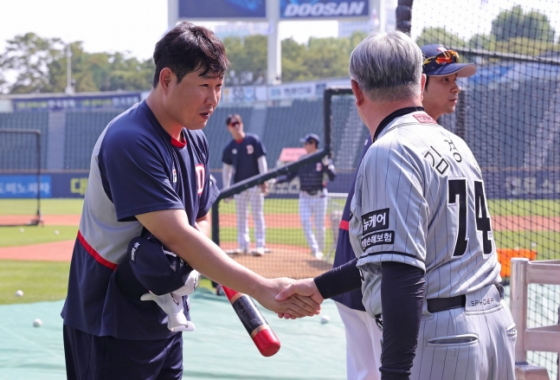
[277,156,336,192]
[222,134,266,183]
[331,137,371,310]
[61,101,219,340]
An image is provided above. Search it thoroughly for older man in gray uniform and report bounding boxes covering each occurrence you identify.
[277,31,516,380]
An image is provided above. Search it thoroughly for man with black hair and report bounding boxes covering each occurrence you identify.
[222,113,268,256]
[61,22,319,380]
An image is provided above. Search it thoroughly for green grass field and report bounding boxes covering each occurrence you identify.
[1,198,559,305]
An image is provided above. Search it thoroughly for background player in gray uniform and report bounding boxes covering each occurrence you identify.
[277,31,516,380]
[222,114,268,256]
[329,43,479,380]
[276,133,336,259]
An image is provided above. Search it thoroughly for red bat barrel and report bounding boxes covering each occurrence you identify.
[221,285,281,357]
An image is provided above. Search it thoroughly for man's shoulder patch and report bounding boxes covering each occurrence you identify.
[361,208,389,234]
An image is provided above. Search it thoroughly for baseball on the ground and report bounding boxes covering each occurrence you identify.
[54,230,59,235]
[320,315,330,324]
[33,318,43,327]
[15,290,24,297]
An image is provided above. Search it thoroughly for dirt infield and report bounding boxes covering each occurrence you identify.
[1,213,558,267]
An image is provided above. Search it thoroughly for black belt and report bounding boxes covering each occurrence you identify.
[427,284,504,313]
[427,295,465,313]
[302,190,320,195]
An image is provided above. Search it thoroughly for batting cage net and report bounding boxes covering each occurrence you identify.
[0,129,43,226]
[407,0,560,376]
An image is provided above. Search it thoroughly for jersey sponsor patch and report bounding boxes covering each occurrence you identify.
[413,113,436,124]
[361,231,394,250]
[362,208,389,234]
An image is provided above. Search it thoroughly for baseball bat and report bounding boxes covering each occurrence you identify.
[221,285,281,357]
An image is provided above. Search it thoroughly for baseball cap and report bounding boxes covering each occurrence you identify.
[300,133,320,145]
[116,235,193,298]
[421,44,476,78]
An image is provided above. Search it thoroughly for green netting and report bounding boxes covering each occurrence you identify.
[0,289,345,380]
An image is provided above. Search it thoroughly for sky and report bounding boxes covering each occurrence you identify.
[0,0,558,61]
[0,0,338,61]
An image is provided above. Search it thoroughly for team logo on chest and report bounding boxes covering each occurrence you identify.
[246,145,254,155]
[195,164,205,195]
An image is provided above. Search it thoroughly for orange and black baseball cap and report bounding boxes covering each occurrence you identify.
[421,44,476,78]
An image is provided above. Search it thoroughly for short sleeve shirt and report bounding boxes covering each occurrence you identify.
[222,133,266,183]
[61,101,219,340]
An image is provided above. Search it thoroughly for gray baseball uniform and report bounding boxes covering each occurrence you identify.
[350,110,516,379]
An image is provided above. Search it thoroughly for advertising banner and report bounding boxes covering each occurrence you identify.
[0,175,51,198]
[12,93,142,112]
[178,0,266,19]
[280,0,370,19]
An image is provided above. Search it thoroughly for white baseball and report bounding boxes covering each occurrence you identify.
[15,290,24,297]
[33,318,43,327]
[320,314,330,324]
[54,230,60,235]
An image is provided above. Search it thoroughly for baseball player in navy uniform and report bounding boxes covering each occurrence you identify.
[61,23,319,380]
[276,133,336,258]
[222,114,268,256]
[328,43,479,380]
[277,31,516,380]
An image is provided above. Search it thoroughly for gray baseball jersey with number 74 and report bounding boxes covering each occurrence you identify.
[350,111,501,316]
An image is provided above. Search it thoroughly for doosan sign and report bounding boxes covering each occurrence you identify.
[281,0,369,19]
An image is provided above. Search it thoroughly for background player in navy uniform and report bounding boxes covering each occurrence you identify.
[277,31,516,380]
[329,43,478,380]
[222,114,268,256]
[276,133,336,259]
[61,22,319,380]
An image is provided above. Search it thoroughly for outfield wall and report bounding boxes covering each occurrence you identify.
[2,168,560,199]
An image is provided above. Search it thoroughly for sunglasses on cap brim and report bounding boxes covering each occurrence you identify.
[423,50,460,72]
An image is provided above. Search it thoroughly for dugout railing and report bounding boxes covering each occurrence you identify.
[511,258,560,380]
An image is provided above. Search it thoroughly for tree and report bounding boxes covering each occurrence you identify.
[416,28,467,48]
[223,35,267,85]
[0,33,65,94]
[0,33,154,94]
[491,6,555,43]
